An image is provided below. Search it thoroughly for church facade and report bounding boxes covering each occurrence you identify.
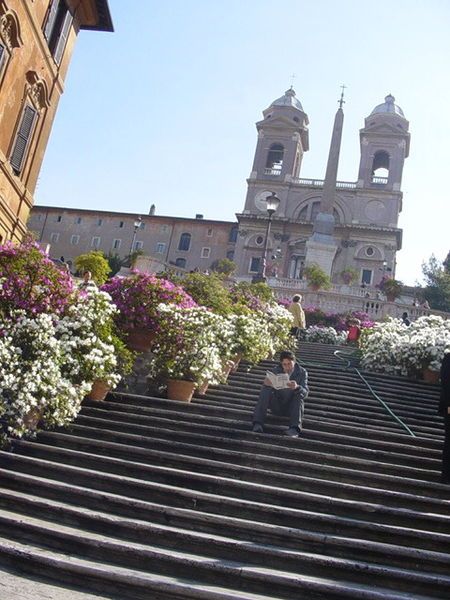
[233,89,410,287]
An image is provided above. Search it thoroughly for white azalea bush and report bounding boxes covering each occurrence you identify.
[57,288,122,388]
[260,302,296,355]
[0,312,91,441]
[228,312,273,366]
[149,304,234,385]
[0,287,126,444]
[360,315,450,378]
[300,325,347,345]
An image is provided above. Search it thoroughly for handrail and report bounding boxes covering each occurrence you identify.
[333,350,416,437]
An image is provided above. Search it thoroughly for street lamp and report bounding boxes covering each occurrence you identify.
[129,216,142,260]
[252,192,280,283]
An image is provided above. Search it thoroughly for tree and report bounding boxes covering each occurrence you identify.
[210,258,236,277]
[105,252,123,277]
[179,272,233,315]
[74,251,111,285]
[421,254,450,312]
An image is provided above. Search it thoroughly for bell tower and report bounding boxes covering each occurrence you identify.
[249,88,309,180]
[358,94,410,192]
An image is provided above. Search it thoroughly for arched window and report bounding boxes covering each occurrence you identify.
[178,232,191,251]
[310,201,321,222]
[175,258,186,268]
[333,208,341,224]
[298,206,308,221]
[228,226,238,243]
[371,150,389,183]
[265,143,284,174]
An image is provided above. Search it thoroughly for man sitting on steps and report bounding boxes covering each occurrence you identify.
[251,350,309,437]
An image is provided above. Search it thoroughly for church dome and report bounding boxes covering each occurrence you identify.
[271,88,304,111]
[370,94,405,118]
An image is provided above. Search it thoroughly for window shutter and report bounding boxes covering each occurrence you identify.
[53,9,73,65]
[43,0,59,42]
[10,105,37,174]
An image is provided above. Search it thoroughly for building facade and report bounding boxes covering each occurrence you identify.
[0,0,112,244]
[234,89,410,287]
[28,206,239,272]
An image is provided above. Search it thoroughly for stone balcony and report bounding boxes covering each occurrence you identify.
[237,276,449,321]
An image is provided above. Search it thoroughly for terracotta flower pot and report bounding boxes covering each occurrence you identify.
[231,353,242,372]
[125,329,156,353]
[422,368,440,384]
[197,380,210,395]
[23,407,43,430]
[221,359,235,382]
[86,379,111,401]
[167,379,197,402]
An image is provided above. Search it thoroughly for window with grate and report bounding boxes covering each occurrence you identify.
[70,235,79,245]
[228,226,238,243]
[113,239,121,250]
[175,258,186,268]
[249,257,261,273]
[91,237,101,248]
[10,105,37,175]
[178,233,191,251]
[50,232,59,243]
[156,243,165,254]
[201,247,210,258]
[134,241,143,251]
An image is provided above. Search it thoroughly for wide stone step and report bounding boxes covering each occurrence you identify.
[73,410,444,476]
[34,429,447,497]
[0,506,449,599]
[2,450,450,538]
[99,395,441,454]
[2,467,449,556]
[23,432,449,512]
[1,487,449,578]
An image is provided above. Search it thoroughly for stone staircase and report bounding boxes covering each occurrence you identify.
[0,342,449,599]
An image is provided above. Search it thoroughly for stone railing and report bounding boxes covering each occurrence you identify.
[371,176,388,185]
[263,168,282,176]
[292,177,357,190]
[235,276,449,321]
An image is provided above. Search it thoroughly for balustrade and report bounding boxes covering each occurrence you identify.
[292,177,357,189]
[371,176,388,185]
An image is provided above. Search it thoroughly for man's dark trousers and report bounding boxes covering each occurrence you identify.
[252,386,304,431]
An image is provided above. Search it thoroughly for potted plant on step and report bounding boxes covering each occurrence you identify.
[149,305,232,402]
[101,271,197,352]
[340,267,358,285]
[378,276,403,302]
[303,263,331,291]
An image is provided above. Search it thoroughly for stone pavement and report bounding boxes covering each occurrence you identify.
[0,566,114,600]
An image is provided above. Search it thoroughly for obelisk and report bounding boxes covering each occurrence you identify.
[304,88,345,276]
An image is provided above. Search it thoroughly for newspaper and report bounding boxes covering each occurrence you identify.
[265,371,290,390]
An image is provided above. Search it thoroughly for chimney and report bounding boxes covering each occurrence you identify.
[195,214,204,219]
[149,204,156,216]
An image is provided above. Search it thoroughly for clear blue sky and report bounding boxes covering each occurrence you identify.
[35,0,450,285]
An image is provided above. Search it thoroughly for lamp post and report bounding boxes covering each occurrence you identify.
[252,192,280,283]
[129,216,142,263]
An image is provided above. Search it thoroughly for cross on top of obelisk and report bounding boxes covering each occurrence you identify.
[339,84,346,108]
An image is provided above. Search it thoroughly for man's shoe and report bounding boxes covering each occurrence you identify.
[252,423,264,433]
[284,427,300,438]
